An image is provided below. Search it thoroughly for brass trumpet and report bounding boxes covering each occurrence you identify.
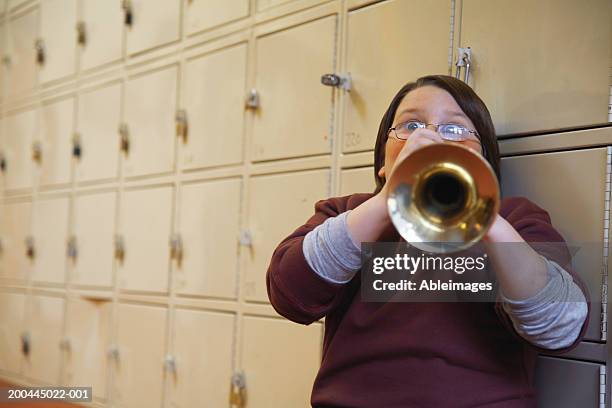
[386,143,500,253]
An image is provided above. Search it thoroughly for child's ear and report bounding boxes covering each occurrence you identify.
[378,167,385,179]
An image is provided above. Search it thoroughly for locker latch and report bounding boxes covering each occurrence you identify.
[34,38,45,66]
[455,47,472,84]
[25,236,35,260]
[67,235,78,261]
[122,0,133,27]
[238,230,252,247]
[119,123,130,155]
[229,371,247,408]
[107,345,120,361]
[114,235,125,263]
[320,73,352,92]
[163,354,177,373]
[169,234,183,267]
[175,109,188,143]
[72,133,82,159]
[21,332,31,356]
[76,21,87,47]
[59,337,71,352]
[245,89,259,110]
[0,150,6,173]
[31,141,42,164]
[2,55,11,67]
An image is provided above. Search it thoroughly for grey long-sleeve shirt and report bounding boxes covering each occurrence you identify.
[302,210,588,350]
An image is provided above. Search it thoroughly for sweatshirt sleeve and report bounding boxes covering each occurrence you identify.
[266,195,359,325]
[494,196,591,355]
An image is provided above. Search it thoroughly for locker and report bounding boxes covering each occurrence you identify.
[256,0,296,12]
[39,97,75,187]
[0,200,31,282]
[6,7,37,97]
[182,43,247,170]
[2,108,35,191]
[125,0,180,56]
[113,303,167,408]
[185,0,249,36]
[240,315,321,407]
[63,296,111,400]
[72,190,116,288]
[251,16,335,161]
[26,294,64,385]
[118,186,173,293]
[534,356,602,407]
[0,291,25,375]
[457,0,612,135]
[343,0,450,153]
[340,166,375,196]
[76,82,121,183]
[79,0,123,71]
[31,195,69,285]
[168,308,235,408]
[501,147,608,342]
[124,65,177,178]
[177,178,240,299]
[38,0,77,83]
[245,169,329,302]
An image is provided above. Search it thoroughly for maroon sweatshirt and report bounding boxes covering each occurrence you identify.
[266,193,590,408]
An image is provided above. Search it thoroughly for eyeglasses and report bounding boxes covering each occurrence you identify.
[388,121,480,142]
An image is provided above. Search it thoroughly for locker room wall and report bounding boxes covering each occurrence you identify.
[0,0,609,407]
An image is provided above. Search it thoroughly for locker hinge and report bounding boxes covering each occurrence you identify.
[454,47,472,84]
[169,234,183,267]
[59,337,71,352]
[25,236,35,260]
[119,123,130,155]
[229,371,247,408]
[0,150,6,172]
[245,89,259,110]
[175,109,188,143]
[21,331,31,356]
[67,235,78,262]
[76,21,86,46]
[122,0,133,27]
[72,132,82,159]
[320,73,351,92]
[163,354,177,373]
[114,235,125,264]
[600,365,606,408]
[239,230,252,247]
[31,141,42,164]
[601,147,611,341]
[34,38,45,66]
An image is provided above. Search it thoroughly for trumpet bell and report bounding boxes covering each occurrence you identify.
[386,143,500,253]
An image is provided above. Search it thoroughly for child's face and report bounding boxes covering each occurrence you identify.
[379,85,482,180]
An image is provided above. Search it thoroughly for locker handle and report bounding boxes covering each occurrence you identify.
[320,73,351,92]
[454,47,472,84]
[31,141,42,164]
[72,133,82,159]
[0,151,6,173]
[169,234,183,267]
[34,39,45,66]
[245,89,259,110]
[122,0,133,27]
[114,235,125,263]
[175,110,188,143]
[229,371,246,408]
[119,123,130,155]
[25,236,35,260]
[67,235,78,261]
[76,21,86,46]
[21,332,31,356]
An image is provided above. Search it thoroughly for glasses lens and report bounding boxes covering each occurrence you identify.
[438,124,469,141]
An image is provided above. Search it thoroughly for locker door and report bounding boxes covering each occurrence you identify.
[0,291,25,375]
[72,190,116,288]
[340,167,375,196]
[169,308,235,408]
[124,66,177,178]
[534,356,602,407]
[240,316,321,407]
[38,0,77,83]
[113,303,167,408]
[39,97,74,187]
[76,82,121,183]
[0,21,5,96]
[185,0,249,35]
[118,186,173,294]
[6,7,37,97]
[245,169,329,302]
[79,0,123,71]
[125,0,180,56]
[2,108,35,191]
[0,201,31,282]
[501,147,608,342]
[63,296,111,400]
[256,0,295,12]
[458,0,612,135]
[182,43,247,170]
[177,179,240,299]
[26,294,64,385]
[343,0,450,153]
[31,195,69,285]
[251,16,335,161]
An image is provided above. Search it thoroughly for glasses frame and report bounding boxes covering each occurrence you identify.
[387,120,480,142]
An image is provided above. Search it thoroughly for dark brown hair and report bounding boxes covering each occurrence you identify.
[373,74,500,194]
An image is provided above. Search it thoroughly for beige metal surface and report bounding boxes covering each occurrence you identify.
[0,291,25,375]
[39,97,74,187]
[6,7,37,97]
[343,0,451,153]
[169,308,235,407]
[125,0,180,56]
[31,195,68,285]
[2,109,35,191]
[252,15,335,161]
[38,0,76,83]
[118,186,172,293]
[185,0,249,36]
[257,0,295,12]
[79,0,123,71]
[124,66,177,178]
[182,43,246,170]
[76,82,121,183]
[26,294,64,384]
[245,169,329,302]
[458,0,612,135]
[339,166,374,195]
[177,178,240,299]
[0,200,30,281]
